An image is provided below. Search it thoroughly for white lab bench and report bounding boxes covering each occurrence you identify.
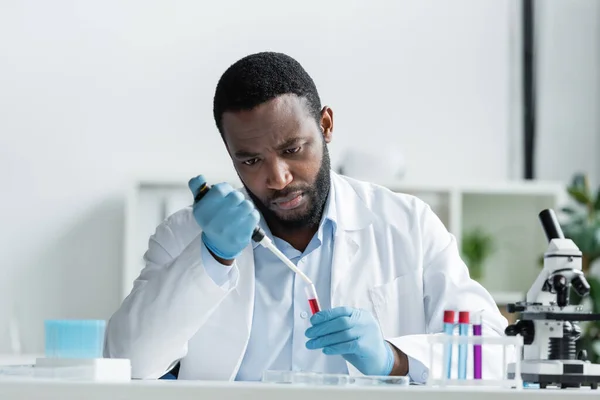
[0,380,598,400]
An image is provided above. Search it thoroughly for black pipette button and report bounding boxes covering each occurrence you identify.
[194,183,211,203]
[251,227,266,243]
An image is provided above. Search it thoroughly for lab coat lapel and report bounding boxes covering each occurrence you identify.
[329,172,375,307]
[330,230,360,307]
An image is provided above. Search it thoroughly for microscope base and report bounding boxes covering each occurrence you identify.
[508,360,600,389]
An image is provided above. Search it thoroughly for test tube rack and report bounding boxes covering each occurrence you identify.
[426,335,524,389]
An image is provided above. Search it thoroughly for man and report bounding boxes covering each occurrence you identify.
[104,52,508,382]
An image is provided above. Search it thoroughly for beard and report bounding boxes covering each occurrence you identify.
[244,141,331,232]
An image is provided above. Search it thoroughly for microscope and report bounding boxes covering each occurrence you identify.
[505,209,600,389]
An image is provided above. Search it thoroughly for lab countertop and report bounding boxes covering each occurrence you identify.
[0,354,42,366]
[0,380,598,400]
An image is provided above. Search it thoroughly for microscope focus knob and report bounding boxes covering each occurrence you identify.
[505,320,535,345]
[505,326,518,336]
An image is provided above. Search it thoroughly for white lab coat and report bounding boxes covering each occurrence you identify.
[104,171,509,381]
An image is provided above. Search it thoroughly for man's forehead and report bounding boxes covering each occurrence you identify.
[222,94,314,143]
[224,94,308,121]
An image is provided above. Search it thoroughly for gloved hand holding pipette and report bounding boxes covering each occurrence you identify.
[305,307,396,376]
[188,175,260,261]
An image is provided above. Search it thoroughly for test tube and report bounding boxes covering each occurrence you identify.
[472,312,482,379]
[458,311,469,380]
[305,284,321,314]
[443,310,455,379]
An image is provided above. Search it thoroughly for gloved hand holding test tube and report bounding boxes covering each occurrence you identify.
[191,177,321,314]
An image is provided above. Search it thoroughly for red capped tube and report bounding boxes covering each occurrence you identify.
[444,310,456,324]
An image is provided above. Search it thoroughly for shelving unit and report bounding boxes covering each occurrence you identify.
[382,181,566,297]
[121,175,566,319]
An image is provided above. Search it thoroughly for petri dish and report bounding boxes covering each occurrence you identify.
[262,370,409,386]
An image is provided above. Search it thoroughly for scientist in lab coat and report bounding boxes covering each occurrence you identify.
[104,51,508,382]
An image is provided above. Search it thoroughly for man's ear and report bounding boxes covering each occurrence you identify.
[320,106,333,143]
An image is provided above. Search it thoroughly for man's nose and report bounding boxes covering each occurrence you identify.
[266,158,292,190]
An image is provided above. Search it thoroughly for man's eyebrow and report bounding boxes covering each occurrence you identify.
[275,137,303,151]
[233,137,305,159]
[234,149,259,159]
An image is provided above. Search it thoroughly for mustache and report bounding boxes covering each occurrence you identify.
[268,185,311,202]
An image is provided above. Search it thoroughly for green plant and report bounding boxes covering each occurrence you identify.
[560,173,600,362]
[461,227,495,281]
[561,174,600,271]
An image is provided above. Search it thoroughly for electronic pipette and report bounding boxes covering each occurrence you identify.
[194,181,321,314]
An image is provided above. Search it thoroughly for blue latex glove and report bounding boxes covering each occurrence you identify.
[305,307,394,376]
[188,175,260,260]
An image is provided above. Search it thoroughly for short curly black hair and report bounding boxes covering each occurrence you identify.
[213,52,322,136]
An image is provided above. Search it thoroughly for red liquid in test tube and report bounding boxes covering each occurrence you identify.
[308,298,321,314]
[305,284,322,315]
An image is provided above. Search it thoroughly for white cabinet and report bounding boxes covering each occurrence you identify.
[122,176,566,306]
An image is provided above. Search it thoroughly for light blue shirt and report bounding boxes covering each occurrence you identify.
[201,184,348,381]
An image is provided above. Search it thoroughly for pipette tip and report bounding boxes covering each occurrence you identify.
[261,238,313,285]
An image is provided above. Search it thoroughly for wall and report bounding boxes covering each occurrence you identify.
[0,0,515,353]
[536,0,600,187]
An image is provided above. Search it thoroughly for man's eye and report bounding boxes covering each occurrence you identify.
[243,158,259,166]
[284,147,301,154]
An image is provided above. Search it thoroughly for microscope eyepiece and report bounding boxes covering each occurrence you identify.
[539,209,565,242]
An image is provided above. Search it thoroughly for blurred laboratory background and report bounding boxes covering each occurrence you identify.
[0,0,598,359]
